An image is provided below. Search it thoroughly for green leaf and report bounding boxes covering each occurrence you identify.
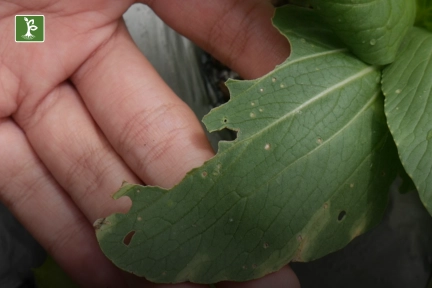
[312,0,416,65]
[33,256,78,288]
[382,27,432,215]
[96,6,399,283]
[416,0,432,32]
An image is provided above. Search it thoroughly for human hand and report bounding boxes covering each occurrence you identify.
[0,0,299,287]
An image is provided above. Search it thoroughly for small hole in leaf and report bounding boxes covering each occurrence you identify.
[123,231,136,246]
[223,118,228,123]
[338,211,346,221]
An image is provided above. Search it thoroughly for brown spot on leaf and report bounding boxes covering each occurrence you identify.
[93,218,110,231]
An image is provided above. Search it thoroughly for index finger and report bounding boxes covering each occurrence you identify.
[140,0,291,79]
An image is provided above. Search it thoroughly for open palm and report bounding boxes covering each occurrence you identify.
[0,0,299,287]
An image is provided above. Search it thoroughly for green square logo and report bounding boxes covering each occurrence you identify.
[15,15,45,42]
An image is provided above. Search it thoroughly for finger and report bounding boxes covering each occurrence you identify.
[71,21,215,189]
[216,265,300,288]
[15,81,136,223]
[140,0,291,79]
[0,118,126,288]
[125,273,204,288]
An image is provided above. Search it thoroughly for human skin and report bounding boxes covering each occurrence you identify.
[0,0,299,287]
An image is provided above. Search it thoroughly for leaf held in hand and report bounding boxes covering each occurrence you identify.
[96,6,399,283]
[312,0,416,65]
[382,27,432,215]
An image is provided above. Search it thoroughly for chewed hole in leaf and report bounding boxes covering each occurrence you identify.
[123,231,136,246]
[338,211,347,221]
[112,195,133,215]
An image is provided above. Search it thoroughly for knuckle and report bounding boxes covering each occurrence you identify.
[62,144,112,202]
[116,102,190,183]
